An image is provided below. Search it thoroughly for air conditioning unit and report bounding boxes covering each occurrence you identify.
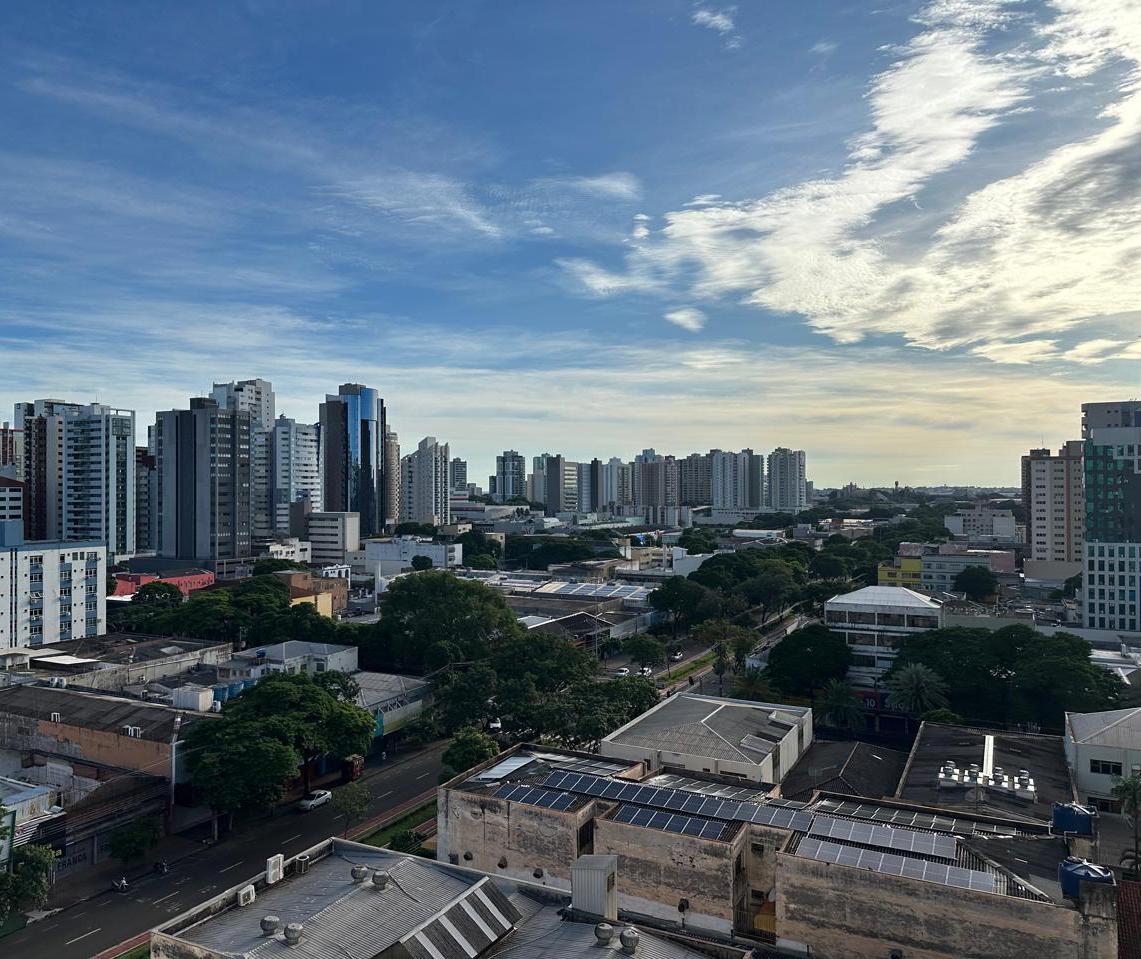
[266,854,284,884]
[50,711,61,723]
[238,885,256,906]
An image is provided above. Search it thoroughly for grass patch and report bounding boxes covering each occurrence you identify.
[664,651,715,683]
[116,946,151,959]
[359,800,437,850]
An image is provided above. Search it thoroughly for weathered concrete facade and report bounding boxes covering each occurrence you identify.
[775,850,1117,959]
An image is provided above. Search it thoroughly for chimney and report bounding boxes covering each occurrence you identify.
[571,855,618,921]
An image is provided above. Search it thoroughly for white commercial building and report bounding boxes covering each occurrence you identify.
[1064,707,1141,813]
[824,586,943,687]
[0,524,106,649]
[400,436,451,526]
[1022,442,1085,563]
[305,511,360,566]
[270,415,322,531]
[61,404,136,560]
[943,505,1018,541]
[767,448,807,512]
[600,692,813,785]
[354,536,462,579]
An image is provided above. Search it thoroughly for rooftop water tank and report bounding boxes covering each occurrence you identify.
[1052,802,1096,837]
[1058,857,1114,899]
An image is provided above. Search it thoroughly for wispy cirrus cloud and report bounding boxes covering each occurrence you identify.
[665,307,707,332]
[563,0,1141,365]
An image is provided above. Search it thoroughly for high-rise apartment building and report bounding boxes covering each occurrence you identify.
[61,404,136,559]
[400,437,451,526]
[320,384,386,537]
[135,447,157,554]
[0,524,106,649]
[270,416,323,532]
[495,451,526,503]
[767,448,807,512]
[212,380,275,545]
[711,449,763,510]
[633,450,680,509]
[384,426,400,529]
[600,457,632,508]
[1081,401,1141,632]
[530,453,554,507]
[1022,442,1085,563]
[155,397,253,563]
[14,398,82,542]
[0,477,24,524]
[679,452,713,506]
[0,422,23,480]
[544,455,579,515]
[449,458,467,493]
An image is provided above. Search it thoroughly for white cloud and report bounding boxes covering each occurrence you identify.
[562,0,1141,365]
[534,172,642,201]
[810,40,838,56]
[664,307,707,332]
[692,8,736,35]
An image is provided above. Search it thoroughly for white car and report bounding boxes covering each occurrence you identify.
[614,666,630,678]
[298,789,332,812]
[638,666,654,677]
[670,650,684,662]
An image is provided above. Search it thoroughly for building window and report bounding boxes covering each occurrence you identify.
[1088,796,1122,814]
[577,820,594,856]
[1090,759,1123,777]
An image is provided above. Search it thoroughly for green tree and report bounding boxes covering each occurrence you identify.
[648,577,709,643]
[368,572,524,672]
[733,668,775,703]
[810,554,848,580]
[411,555,434,571]
[820,678,863,730]
[920,707,964,724]
[1113,774,1141,878]
[953,565,998,601]
[252,558,309,576]
[108,817,162,865]
[442,726,501,773]
[455,529,503,562]
[623,635,666,669]
[886,663,949,714]
[436,663,500,732]
[312,670,362,703]
[133,580,184,608]
[677,527,717,554]
[712,640,730,695]
[765,624,851,697]
[332,781,372,837]
[395,522,437,536]
[736,566,797,624]
[0,843,58,923]
[466,554,498,570]
[797,579,848,617]
[389,828,421,852]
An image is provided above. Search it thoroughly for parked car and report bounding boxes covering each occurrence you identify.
[638,666,654,677]
[298,789,332,812]
[614,666,630,678]
[670,650,684,662]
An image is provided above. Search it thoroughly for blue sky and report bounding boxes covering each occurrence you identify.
[2,0,1140,486]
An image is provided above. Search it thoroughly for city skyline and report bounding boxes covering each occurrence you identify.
[3,1,1141,485]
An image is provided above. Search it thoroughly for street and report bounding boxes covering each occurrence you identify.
[3,742,446,959]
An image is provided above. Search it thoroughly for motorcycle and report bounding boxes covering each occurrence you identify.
[153,860,169,875]
[113,877,129,894]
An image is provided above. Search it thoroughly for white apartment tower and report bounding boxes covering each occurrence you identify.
[61,404,136,559]
[400,437,451,526]
[1022,441,1085,563]
[270,416,323,532]
[711,449,764,510]
[767,448,807,512]
[212,379,275,545]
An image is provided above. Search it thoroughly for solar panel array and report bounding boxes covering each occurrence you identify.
[812,798,1012,837]
[809,816,958,860]
[493,783,581,811]
[611,804,735,841]
[542,771,814,831]
[798,838,996,893]
[645,773,774,804]
[541,582,650,601]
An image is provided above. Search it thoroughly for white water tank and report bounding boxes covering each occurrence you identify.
[172,685,214,711]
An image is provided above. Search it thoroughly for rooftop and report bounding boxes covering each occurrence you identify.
[0,685,215,742]
[156,840,728,959]
[1065,706,1141,749]
[826,585,943,609]
[896,722,1075,822]
[353,670,429,710]
[235,641,355,662]
[601,693,809,766]
[781,740,909,803]
[23,632,226,667]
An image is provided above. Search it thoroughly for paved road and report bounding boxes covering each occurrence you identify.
[5,742,447,959]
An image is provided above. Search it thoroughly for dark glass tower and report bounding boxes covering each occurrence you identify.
[320,384,386,537]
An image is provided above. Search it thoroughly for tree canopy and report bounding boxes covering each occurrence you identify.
[133,580,184,608]
[953,564,999,601]
[252,558,308,576]
[765,624,851,696]
[442,726,501,773]
[891,625,1123,730]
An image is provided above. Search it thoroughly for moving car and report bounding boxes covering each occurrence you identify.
[670,650,684,662]
[614,666,630,678]
[638,666,654,677]
[298,789,332,812]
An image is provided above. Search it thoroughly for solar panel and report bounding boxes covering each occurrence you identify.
[809,816,958,860]
[797,838,996,893]
[813,799,970,836]
[493,783,581,812]
[610,803,736,842]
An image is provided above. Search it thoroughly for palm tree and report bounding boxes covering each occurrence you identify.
[712,641,730,695]
[733,668,775,703]
[885,663,949,714]
[1113,773,1141,878]
[821,679,863,731]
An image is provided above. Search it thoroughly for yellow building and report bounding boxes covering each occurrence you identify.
[877,555,922,588]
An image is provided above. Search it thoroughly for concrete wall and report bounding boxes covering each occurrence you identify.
[0,713,173,776]
[774,850,1117,959]
[593,818,743,925]
[67,643,232,691]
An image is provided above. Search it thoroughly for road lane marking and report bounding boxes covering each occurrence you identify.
[65,928,101,945]
[284,833,302,843]
[416,772,432,780]
[219,863,241,873]
[376,790,393,799]
[153,892,179,905]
